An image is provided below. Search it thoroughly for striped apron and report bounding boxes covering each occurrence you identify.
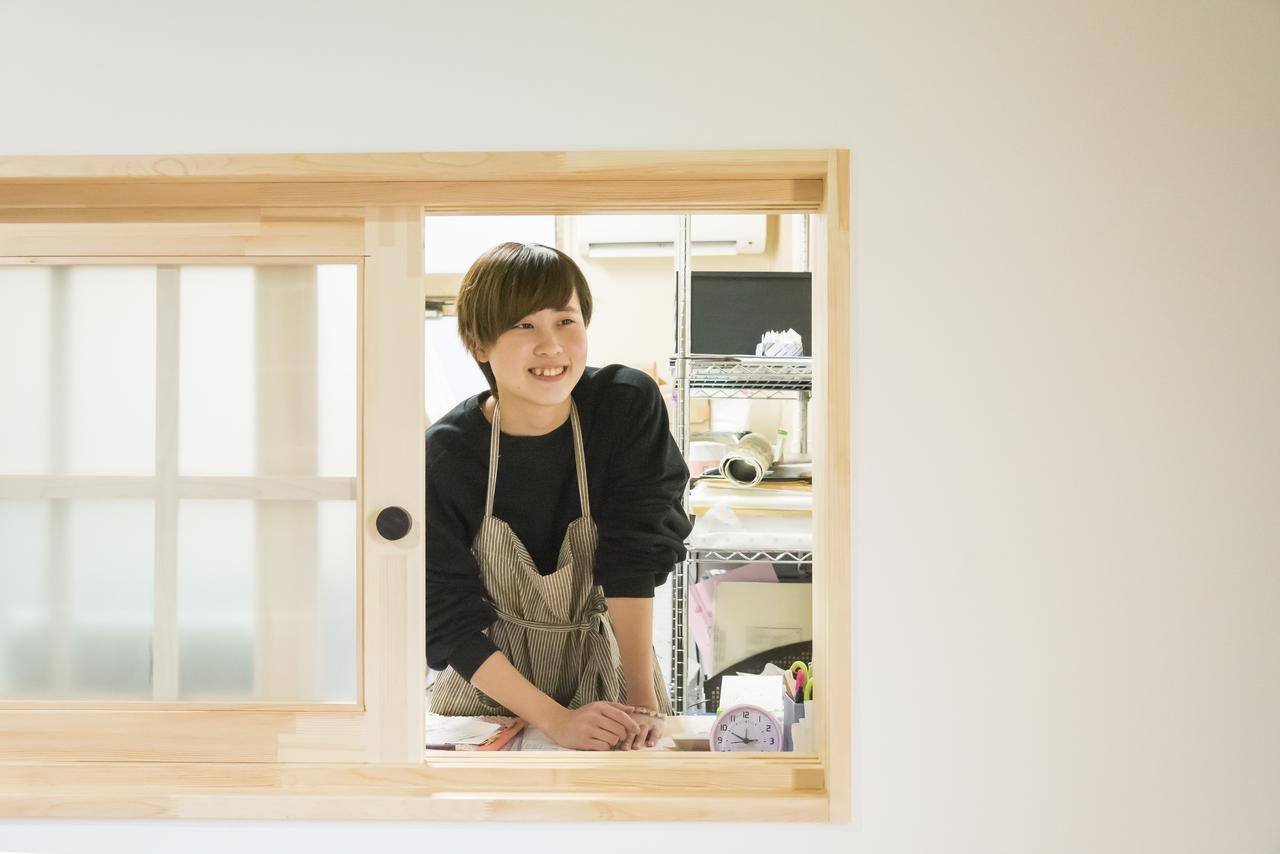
[430,399,671,717]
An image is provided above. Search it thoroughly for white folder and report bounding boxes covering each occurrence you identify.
[711,581,812,675]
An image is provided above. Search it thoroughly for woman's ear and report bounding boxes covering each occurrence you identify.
[470,345,489,364]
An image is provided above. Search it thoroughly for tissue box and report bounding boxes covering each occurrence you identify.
[781,693,806,751]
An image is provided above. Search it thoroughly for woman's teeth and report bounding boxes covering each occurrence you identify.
[530,366,565,377]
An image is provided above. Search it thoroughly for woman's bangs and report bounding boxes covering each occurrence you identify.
[496,255,577,329]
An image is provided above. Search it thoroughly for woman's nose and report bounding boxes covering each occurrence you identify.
[534,327,564,353]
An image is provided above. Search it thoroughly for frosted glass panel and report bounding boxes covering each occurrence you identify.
[66,269,156,474]
[0,266,155,475]
[179,264,357,477]
[179,266,255,476]
[0,269,51,474]
[315,266,358,478]
[177,499,356,702]
[0,262,359,703]
[316,500,358,702]
[0,499,154,699]
[0,501,48,694]
[177,500,255,699]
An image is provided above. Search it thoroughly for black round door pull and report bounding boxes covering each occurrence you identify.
[376,506,412,541]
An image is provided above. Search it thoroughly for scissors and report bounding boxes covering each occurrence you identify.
[789,661,814,701]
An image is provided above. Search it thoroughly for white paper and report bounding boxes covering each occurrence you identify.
[424,715,503,746]
[718,673,785,715]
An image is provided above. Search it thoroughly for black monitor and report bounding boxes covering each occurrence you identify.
[688,271,812,357]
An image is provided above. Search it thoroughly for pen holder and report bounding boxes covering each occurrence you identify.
[781,692,806,752]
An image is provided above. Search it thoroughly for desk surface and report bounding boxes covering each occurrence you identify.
[426,714,714,752]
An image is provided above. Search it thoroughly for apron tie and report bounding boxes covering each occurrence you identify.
[571,592,625,708]
[494,595,607,634]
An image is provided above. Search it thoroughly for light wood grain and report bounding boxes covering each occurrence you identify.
[0,710,356,762]
[0,754,827,820]
[810,150,853,823]
[0,476,356,500]
[0,751,824,790]
[358,207,426,764]
[0,792,827,822]
[0,208,364,255]
[0,150,830,182]
[0,179,823,212]
[0,255,365,266]
[0,701,360,711]
[0,206,362,223]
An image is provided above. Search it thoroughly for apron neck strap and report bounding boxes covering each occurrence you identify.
[486,398,591,520]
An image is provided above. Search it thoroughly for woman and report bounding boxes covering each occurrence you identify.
[425,242,691,750]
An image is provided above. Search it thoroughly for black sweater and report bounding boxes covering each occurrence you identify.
[425,365,692,679]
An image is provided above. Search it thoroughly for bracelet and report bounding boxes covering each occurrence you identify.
[625,704,666,720]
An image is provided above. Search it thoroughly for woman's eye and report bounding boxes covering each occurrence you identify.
[559,318,576,325]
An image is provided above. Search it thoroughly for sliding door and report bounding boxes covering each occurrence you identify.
[0,206,424,762]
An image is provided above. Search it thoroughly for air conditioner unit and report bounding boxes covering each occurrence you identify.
[576,214,767,258]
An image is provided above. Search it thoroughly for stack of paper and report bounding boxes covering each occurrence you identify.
[425,715,524,750]
[754,329,804,357]
[689,505,812,551]
[690,480,812,515]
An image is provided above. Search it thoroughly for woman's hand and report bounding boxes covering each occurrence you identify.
[548,701,642,751]
[619,708,665,750]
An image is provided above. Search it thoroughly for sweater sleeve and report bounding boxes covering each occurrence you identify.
[594,375,692,597]
[425,434,498,681]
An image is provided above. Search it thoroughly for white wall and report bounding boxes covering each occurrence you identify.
[3,1,1278,852]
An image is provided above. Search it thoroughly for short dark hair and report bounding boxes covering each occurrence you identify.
[455,242,594,394]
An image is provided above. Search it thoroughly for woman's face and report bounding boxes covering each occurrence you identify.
[476,290,588,410]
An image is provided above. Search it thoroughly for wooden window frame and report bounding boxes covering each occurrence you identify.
[0,150,851,822]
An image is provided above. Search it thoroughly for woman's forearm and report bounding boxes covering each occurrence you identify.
[469,651,567,733]
[605,596,659,707]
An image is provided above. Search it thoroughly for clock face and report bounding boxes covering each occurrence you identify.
[711,704,783,752]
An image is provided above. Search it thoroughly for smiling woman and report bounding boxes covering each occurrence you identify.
[420,212,828,757]
[425,241,684,750]
[0,149,850,821]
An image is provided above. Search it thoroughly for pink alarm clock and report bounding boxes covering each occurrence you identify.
[710,703,783,752]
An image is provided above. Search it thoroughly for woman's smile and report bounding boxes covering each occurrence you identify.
[529,364,569,380]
